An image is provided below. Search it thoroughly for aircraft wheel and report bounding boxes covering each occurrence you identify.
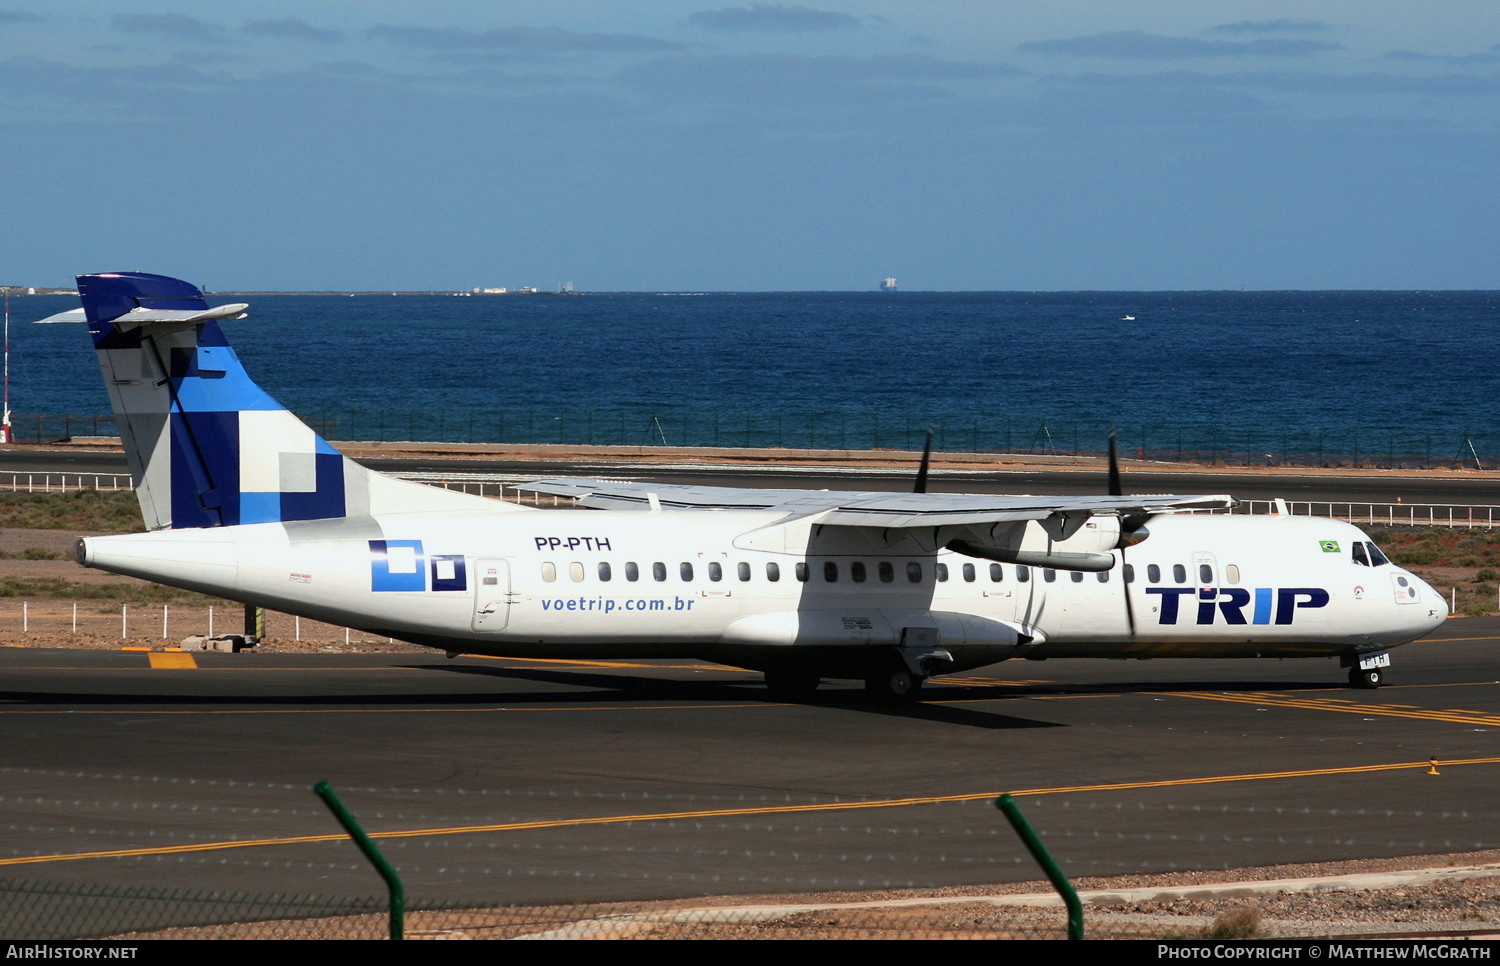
[764,668,821,701]
[865,666,923,703]
[1349,666,1383,689]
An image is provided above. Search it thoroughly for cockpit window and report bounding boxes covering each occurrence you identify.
[1366,542,1390,566]
[1352,543,1370,567]
[1351,541,1390,567]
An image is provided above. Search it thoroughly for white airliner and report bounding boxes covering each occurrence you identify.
[42,273,1448,700]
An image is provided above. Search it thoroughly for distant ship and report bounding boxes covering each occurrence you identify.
[880,277,897,292]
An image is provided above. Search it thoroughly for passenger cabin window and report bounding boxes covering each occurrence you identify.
[1198,563,1213,584]
[850,561,867,583]
[625,562,639,582]
[1096,570,1109,583]
[569,562,584,582]
[598,562,612,581]
[989,563,1003,582]
[824,561,838,582]
[708,562,722,582]
[1147,564,1161,583]
[1070,570,1084,583]
[1044,569,1057,583]
[962,563,976,582]
[680,562,694,581]
[1225,564,1240,584]
[907,562,922,583]
[738,562,752,581]
[936,563,949,582]
[542,562,557,582]
[795,562,809,582]
[1172,564,1187,584]
[652,562,667,582]
[1017,566,1030,583]
[1123,564,1135,583]
[766,562,781,582]
[878,561,894,583]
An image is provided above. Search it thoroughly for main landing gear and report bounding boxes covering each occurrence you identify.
[762,649,941,704]
[863,645,950,703]
[864,665,922,702]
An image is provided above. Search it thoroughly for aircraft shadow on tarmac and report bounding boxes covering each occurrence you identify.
[404,663,1361,729]
[0,668,1351,733]
[407,663,1062,729]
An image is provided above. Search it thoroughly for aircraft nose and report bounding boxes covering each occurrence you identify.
[1411,572,1449,632]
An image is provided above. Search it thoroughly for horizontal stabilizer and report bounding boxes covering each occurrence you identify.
[36,304,248,325]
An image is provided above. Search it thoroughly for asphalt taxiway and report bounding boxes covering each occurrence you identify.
[1,620,1495,906]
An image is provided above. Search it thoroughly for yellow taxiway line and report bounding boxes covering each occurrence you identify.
[5,755,1500,869]
[146,652,197,669]
[1169,690,1500,727]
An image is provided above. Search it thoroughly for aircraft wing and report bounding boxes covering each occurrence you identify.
[518,479,1236,525]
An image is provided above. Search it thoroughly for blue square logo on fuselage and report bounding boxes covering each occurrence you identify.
[370,539,425,592]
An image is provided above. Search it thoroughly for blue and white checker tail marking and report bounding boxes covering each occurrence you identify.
[68,272,507,530]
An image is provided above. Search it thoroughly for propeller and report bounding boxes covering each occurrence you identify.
[914,428,934,494]
[1109,427,1138,638]
[1107,428,1123,497]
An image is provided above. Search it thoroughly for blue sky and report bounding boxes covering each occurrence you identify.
[2,2,1496,290]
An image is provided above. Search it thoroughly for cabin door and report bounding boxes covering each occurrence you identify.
[472,558,513,631]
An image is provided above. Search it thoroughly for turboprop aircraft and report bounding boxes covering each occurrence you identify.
[42,272,1448,701]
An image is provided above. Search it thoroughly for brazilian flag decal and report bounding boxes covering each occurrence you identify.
[1320,540,1341,553]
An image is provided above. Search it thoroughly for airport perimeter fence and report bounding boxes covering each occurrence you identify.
[3,768,1498,942]
[0,599,416,647]
[9,412,1499,470]
[0,879,1108,940]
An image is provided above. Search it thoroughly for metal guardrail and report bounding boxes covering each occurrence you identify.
[0,473,133,492]
[1239,500,1500,530]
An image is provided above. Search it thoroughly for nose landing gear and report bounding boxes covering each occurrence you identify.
[1345,650,1390,689]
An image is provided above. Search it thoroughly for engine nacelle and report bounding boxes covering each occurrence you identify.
[945,512,1126,572]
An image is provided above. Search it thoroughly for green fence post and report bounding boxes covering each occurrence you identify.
[994,794,1083,940]
[314,781,405,940]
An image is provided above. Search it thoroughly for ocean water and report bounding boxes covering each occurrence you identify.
[9,290,1499,463]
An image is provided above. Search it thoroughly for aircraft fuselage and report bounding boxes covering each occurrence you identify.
[78,506,1447,674]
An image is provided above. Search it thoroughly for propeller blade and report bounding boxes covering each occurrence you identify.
[1109,427,1134,636]
[914,428,934,494]
[1107,427,1123,497]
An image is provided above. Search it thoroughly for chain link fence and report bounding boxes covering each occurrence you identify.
[3,768,1497,940]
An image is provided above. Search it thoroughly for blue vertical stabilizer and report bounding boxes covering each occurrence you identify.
[53,272,507,530]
